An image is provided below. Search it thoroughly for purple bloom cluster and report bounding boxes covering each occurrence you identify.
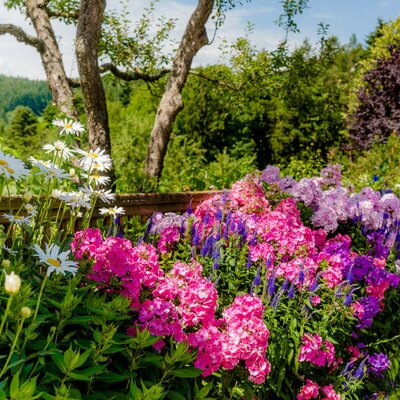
[368,353,391,377]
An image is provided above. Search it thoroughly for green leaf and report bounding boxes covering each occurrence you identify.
[169,368,202,378]
[10,370,20,399]
[67,372,91,381]
[51,352,66,373]
[15,376,39,399]
[74,349,91,369]
[167,391,187,400]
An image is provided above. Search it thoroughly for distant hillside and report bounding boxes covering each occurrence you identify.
[0,75,51,120]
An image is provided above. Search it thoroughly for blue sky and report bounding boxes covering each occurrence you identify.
[0,0,399,79]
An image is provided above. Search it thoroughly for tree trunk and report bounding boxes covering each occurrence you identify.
[144,0,215,182]
[26,0,78,119]
[75,0,116,187]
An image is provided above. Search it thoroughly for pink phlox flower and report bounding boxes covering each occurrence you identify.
[71,228,103,260]
[249,242,275,263]
[297,379,319,400]
[157,226,180,253]
[298,334,336,368]
[321,384,341,400]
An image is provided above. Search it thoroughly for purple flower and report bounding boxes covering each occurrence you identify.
[353,358,366,379]
[200,235,214,257]
[368,353,390,377]
[261,165,281,184]
[267,271,276,296]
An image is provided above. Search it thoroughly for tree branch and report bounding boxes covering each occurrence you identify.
[99,63,170,82]
[48,9,79,19]
[67,77,81,88]
[188,70,238,91]
[0,24,43,52]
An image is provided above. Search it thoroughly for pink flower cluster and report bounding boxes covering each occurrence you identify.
[71,230,271,384]
[297,380,340,400]
[189,294,271,383]
[298,333,336,368]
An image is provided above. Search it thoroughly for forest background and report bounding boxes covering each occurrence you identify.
[1,0,400,193]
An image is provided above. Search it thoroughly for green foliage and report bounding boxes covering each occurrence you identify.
[0,75,51,120]
[336,133,400,194]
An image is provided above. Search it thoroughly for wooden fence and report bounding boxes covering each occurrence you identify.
[0,191,222,226]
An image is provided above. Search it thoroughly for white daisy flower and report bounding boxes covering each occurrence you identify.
[81,173,110,187]
[35,163,70,182]
[43,141,74,160]
[29,157,55,169]
[75,148,112,172]
[51,189,65,199]
[33,243,78,276]
[2,213,32,226]
[24,203,38,217]
[0,150,29,181]
[81,186,116,203]
[58,191,91,209]
[52,118,85,136]
[99,206,125,217]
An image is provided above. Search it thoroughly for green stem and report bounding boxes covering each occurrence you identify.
[0,296,13,337]
[0,317,25,379]
[21,274,48,352]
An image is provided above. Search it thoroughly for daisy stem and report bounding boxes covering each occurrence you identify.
[85,197,97,229]
[22,274,48,352]
[0,316,26,379]
[0,295,13,337]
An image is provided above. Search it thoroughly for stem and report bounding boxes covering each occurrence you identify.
[0,316,25,379]
[21,274,48,352]
[0,296,13,337]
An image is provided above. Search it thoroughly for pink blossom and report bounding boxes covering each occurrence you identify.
[297,379,319,400]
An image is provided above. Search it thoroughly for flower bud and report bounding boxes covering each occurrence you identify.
[25,203,34,212]
[1,259,11,269]
[51,189,62,199]
[21,307,32,318]
[4,271,21,295]
[23,192,33,203]
[69,168,76,178]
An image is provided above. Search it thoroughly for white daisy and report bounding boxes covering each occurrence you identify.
[81,186,116,203]
[2,213,32,226]
[75,148,112,172]
[35,163,70,182]
[99,206,125,217]
[29,157,55,169]
[58,191,91,209]
[81,173,110,187]
[43,141,74,160]
[33,243,78,276]
[52,118,85,136]
[24,203,38,217]
[0,150,29,181]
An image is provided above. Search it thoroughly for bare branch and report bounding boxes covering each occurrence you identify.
[99,63,170,82]
[0,24,43,52]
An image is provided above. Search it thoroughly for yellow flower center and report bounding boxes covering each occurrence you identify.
[88,152,99,159]
[65,124,72,129]
[92,174,101,179]
[0,159,8,166]
[47,258,61,267]
[6,167,14,174]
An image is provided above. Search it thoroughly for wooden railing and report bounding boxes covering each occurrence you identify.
[0,191,222,225]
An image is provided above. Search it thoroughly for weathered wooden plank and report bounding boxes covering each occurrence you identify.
[0,191,221,225]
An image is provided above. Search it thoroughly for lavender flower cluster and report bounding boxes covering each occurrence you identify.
[262,164,400,251]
